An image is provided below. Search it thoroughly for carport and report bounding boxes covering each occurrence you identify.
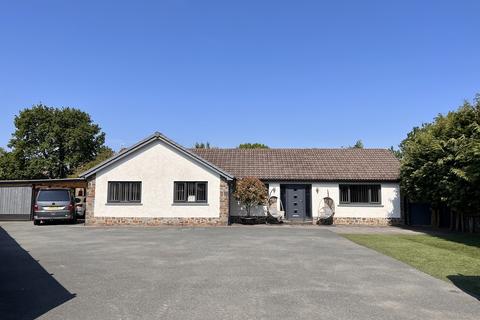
[0,178,87,221]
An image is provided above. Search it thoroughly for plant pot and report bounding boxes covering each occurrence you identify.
[240,216,257,225]
[318,216,334,225]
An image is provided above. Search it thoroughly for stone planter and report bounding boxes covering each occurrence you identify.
[239,216,257,225]
[318,216,334,225]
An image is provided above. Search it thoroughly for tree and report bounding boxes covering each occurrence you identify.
[389,146,402,160]
[194,142,211,149]
[351,140,364,148]
[0,148,18,180]
[5,104,106,179]
[400,96,480,230]
[69,146,114,177]
[238,143,269,149]
[233,177,268,217]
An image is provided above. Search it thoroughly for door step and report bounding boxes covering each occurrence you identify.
[284,219,314,225]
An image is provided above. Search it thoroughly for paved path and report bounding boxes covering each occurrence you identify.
[1,222,478,320]
[324,224,434,235]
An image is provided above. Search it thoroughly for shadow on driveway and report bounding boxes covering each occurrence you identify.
[0,226,75,319]
[447,274,480,301]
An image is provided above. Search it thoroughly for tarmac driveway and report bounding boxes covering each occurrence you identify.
[0,222,479,320]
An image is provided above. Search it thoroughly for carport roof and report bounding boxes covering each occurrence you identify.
[0,178,85,185]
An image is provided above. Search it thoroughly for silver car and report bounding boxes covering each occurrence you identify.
[34,188,76,225]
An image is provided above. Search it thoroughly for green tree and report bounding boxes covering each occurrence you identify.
[389,146,402,160]
[69,146,114,177]
[233,177,268,217]
[0,148,18,179]
[194,142,211,149]
[5,104,106,179]
[238,143,269,149]
[351,140,364,148]
[400,96,480,229]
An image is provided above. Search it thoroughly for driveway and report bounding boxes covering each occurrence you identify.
[0,222,479,320]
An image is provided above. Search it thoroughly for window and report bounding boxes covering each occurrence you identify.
[107,182,142,203]
[37,189,71,202]
[339,184,381,204]
[174,182,207,203]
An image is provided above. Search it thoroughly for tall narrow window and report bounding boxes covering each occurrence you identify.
[339,184,381,204]
[107,182,142,203]
[174,182,208,203]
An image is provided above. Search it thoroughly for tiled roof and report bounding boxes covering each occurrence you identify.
[191,148,400,181]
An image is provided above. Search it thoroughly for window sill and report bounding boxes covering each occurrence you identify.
[338,203,384,208]
[171,203,209,206]
[105,202,143,206]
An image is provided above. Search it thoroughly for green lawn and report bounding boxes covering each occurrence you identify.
[342,233,480,298]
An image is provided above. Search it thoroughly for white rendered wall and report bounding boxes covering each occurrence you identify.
[229,181,401,219]
[311,182,401,220]
[94,140,221,218]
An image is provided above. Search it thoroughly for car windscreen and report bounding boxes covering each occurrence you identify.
[37,190,71,202]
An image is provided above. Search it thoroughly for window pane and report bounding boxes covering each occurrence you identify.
[130,183,135,201]
[108,182,119,202]
[197,183,206,201]
[370,185,380,203]
[174,182,185,202]
[118,183,123,201]
[339,185,349,203]
[131,183,141,201]
[187,182,196,201]
[136,183,141,201]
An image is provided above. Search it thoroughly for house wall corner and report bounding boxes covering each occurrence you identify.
[85,175,96,225]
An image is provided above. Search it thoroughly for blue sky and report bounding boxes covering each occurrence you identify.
[0,0,478,150]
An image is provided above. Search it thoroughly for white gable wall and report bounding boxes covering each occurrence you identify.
[94,140,221,218]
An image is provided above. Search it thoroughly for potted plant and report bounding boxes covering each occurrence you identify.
[234,177,268,225]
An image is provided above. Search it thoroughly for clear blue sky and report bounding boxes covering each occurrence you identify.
[1,0,478,150]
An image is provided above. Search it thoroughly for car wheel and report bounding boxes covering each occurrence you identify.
[34,220,39,226]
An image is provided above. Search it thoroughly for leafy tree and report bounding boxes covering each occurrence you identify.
[194,142,211,149]
[233,177,268,217]
[5,104,106,179]
[0,148,18,179]
[69,147,114,177]
[389,146,402,160]
[238,143,269,149]
[351,140,364,148]
[400,96,480,229]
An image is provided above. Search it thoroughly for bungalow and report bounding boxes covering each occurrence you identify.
[80,132,401,226]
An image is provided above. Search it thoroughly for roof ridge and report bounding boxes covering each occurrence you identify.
[190,148,393,151]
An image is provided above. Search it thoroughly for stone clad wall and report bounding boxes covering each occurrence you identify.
[219,177,229,224]
[85,176,96,224]
[333,217,403,226]
[85,176,230,226]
